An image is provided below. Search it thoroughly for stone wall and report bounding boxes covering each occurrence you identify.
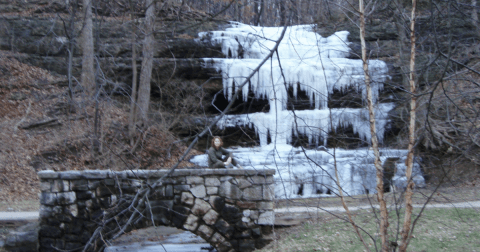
[37,169,276,252]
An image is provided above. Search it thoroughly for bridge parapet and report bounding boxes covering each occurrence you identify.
[37,169,276,252]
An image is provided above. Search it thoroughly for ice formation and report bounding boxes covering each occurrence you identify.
[192,22,424,198]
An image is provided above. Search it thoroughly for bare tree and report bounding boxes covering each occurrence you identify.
[128,11,139,145]
[399,0,417,250]
[359,0,390,251]
[81,0,95,96]
[135,0,157,125]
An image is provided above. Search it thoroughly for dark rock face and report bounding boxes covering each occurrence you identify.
[2,1,475,151]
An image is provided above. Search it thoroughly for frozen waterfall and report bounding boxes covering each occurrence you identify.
[191,22,424,198]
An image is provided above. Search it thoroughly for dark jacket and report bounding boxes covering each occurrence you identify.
[208,147,235,168]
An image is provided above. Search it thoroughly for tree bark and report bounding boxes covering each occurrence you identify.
[359,0,389,251]
[136,0,156,124]
[399,0,417,250]
[81,0,95,96]
[473,0,479,34]
[128,14,139,145]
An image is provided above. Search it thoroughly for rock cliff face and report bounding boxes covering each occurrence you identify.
[1,1,479,175]
[0,2,410,150]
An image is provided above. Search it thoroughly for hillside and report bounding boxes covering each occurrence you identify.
[0,0,479,203]
[0,50,202,202]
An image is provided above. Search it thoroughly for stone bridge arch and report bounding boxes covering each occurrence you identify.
[38,169,276,252]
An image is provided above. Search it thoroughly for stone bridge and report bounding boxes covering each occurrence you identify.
[37,169,276,252]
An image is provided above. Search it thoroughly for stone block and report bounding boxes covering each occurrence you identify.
[129,179,143,187]
[252,227,261,238]
[151,186,165,199]
[183,214,199,231]
[236,201,256,209]
[174,177,186,184]
[82,170,110,179]
[265,176,274,184]
[219,181,242,200]
[209,232,226,244]
[104,178,115,186]
[234,230,252,239]
[40,192,57,205]
[57,191,76,205]
[234,178,253,189]
[263,184,274,201]
[174,184,190,193]
[221,204,241,222]
[58,171,83,179]
[249,210,259,220]
[88,180,101,189]
[76,190,94,200]
[209,196,225,211]
[166,185,173,197]
[40,181,51,192]
[40,226,62,238]
[191,198,211,216]
[70,179,88,191]
[65,204,78,217]
[40,205,53,218]
[38,170,58,179]
[219,176,233,182]
[217,241,233,252]
[206,186,218,195]
[96,186,113,197]
[197,224,214,240]
[257,201,274,210]
[52,206,63,214]
[242,186,263,201]
[214,218,233,238]
[243,209,251,217]
[190,185,206,198]
[239,239,256,251]
[257,211,274,225]
[52,180,69,192]
[249,176,266,184]
[203,209,219,225]
[205,177,221,187]
[181,192,194,206]
[186,176,204,184]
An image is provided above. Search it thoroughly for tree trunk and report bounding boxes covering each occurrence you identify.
[136,0,156,124]
[399,0,417,251]
[128,14,139,145]
[473,0,479,34]
[81,0,95,96]
[359,0,389,251]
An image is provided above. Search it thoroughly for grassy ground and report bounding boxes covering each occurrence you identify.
[261,207,480,252]
[263,182,480,252]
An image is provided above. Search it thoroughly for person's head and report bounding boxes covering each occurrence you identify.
[211,136,223,149]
